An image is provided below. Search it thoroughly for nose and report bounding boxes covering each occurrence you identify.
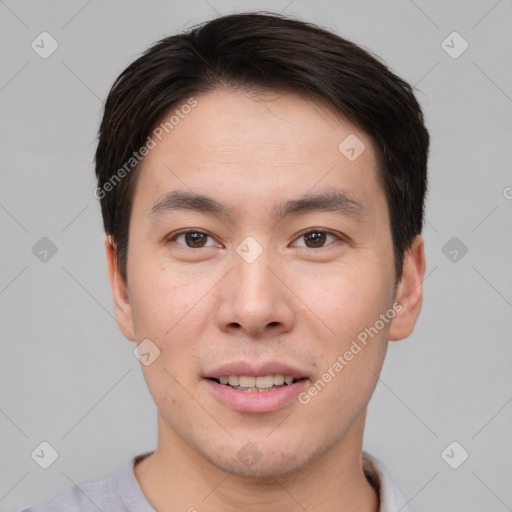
[215,245,295,339]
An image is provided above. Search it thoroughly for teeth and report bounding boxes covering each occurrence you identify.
[256,376,274,388]
[273,374,285,385]
[216,374,298,390]
[231,385,286,392]
[239,376,256,387]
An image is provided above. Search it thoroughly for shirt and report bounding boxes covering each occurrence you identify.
[20,451,410,512]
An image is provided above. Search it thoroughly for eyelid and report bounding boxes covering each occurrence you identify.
[167,228,221,248]
[291,228,344,248]
[167,228,345,249]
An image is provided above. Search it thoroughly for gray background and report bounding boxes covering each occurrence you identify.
[1,0,511,510]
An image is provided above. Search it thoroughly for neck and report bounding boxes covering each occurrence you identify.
[135,412,379,512]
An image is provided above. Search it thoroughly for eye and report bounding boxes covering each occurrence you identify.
[167,229,343,250]
[292,229,341,249]
[168,230,219,249]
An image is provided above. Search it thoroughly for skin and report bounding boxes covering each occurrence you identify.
[106,88,425,511]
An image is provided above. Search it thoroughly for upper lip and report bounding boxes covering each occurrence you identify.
[204,361,309,380]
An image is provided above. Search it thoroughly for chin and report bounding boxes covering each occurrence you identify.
[204,447,310,479]
[196,433,323,479]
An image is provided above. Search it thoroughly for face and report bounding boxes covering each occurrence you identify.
[107,88,424,478]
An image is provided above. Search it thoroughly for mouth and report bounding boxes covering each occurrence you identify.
[202,362,310,413]
[207,375,308,392]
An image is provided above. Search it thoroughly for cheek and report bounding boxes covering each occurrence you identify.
[128,257,206,338]
[129,265,216,392]
[292,258,393,345]
[307,264,392,410]
[140,361,201,436]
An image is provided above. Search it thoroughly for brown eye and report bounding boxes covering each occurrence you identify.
[184,232,208,248]
[170,231,216,248]
[293,230,340,249]
[304,232,327,248]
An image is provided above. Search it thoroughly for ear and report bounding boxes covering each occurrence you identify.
[105,236,136,341]
[388,235,426,341]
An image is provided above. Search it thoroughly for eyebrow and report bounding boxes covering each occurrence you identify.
[149,189,368,222]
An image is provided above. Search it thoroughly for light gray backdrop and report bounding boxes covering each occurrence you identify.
[1,1,511,511]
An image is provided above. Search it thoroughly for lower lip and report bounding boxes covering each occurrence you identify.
[204,378,309,413]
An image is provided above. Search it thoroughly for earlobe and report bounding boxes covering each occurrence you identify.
[388,235,426,341]
[104,236,136,341]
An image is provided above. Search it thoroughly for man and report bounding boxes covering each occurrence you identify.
[22,11,428,512]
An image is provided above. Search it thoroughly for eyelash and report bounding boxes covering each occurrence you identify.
[167,228,344,250]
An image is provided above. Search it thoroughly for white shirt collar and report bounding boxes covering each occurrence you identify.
[363,452,410,512]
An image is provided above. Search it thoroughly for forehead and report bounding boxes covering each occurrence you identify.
[134,88,384,218]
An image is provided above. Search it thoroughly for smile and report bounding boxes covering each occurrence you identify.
[209,374,305,392]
